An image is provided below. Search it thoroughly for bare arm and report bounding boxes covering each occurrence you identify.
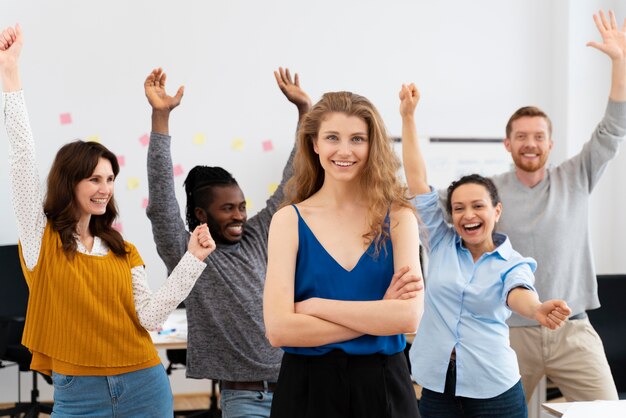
[399,83,429,196]
[263,206,363,347]
[507,288,571,330]
[295,206,424,335]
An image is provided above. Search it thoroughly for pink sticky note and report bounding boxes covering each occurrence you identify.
[112,222,123,233]
[60,113,72,125]
[142,198,149,209]
[117,155,125,167]
[139,134,150,147]
[173,164,184,177]
[262,139,273,152]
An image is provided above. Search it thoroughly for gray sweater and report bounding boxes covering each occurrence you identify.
[492,100,626,327]
[146,132,294,381]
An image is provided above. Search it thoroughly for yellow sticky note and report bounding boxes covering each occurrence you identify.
[246,198,253,212]
[127,177,140,190]
[231,138,244,151]
[268,183,278,195]
[193,133,206,145]
[86,135,100,143]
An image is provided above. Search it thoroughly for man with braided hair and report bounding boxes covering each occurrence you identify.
[144,67,311,417]
[183,166,243,245]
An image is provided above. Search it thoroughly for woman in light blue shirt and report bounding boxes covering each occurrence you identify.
[398,83,572,418]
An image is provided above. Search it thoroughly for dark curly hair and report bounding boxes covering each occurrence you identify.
[445,174,500,215]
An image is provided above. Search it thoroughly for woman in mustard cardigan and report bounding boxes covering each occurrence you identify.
[1,25,215,417]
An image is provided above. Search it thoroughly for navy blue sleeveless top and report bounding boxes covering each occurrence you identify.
[282,205,406,356]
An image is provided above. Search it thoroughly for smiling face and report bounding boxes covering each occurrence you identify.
[197,184,247,245]
[73,157,115,223]
[450,182,502,257]
[504,116,553,173]
[313,112,369,184]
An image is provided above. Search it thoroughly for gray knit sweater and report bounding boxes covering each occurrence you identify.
[492,100,626,327]
[146,132,294,381]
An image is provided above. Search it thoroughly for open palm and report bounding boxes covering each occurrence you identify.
[274,67,311,113]
[144,67,184,112]
[587,10,626,60]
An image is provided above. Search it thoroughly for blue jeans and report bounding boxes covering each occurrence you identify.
[220,389,273,418]
[51,364,172,417]
[419,360,527,418]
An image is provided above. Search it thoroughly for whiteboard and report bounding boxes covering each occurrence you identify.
[394,136,513,190]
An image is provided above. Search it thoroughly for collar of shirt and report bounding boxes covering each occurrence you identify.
[455,232,513,261]
[74,235,109,256]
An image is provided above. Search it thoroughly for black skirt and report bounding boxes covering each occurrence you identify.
[270,349,420,418]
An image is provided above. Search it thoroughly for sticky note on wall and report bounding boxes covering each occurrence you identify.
[231,138,244,151]
[173,164,184,177]
[262,140,273,152]
[268,183,278,194]
[127,177,140,190]
[139,134,150,147]
[193,133,206,145]
[60,113,72,125]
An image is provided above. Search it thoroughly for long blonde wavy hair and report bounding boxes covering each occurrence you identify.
[283,91,415,253]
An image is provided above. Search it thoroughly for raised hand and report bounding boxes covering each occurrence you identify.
[274,67,312,115]
[144,68,184,113]
[534,299,572,330]
[188,224,216,261]
[0,24,23,92]
[587,10,626,61]
[399,83,420,118]
[0,25,19,53]
[384,265,424,300]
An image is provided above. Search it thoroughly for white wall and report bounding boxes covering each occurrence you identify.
[562,0,626,274]
[1,0,624,403]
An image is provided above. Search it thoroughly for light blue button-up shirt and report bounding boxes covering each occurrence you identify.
[409,188,537,398]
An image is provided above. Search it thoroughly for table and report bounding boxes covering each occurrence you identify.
[149,309,220,416]
[149,309,188,349]
[152,310,418,349]
[542,400,626,417]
